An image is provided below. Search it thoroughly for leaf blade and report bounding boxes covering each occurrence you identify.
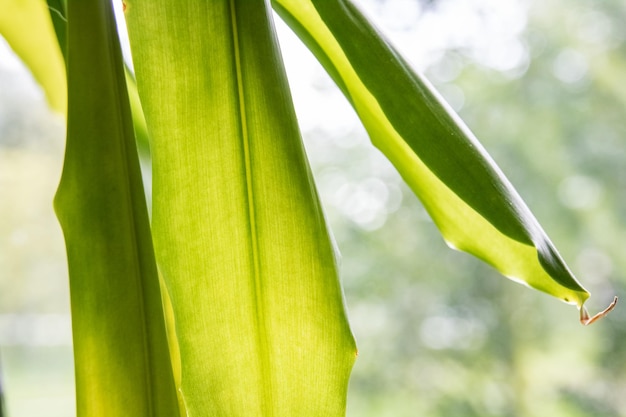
[0,0,66,113]
[125,0,356,415]
[273,0,590,307]
[54,1,179,415]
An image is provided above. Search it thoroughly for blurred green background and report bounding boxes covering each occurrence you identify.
[1,0,625,416]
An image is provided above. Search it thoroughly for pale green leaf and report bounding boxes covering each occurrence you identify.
[54,1,179,415]
[273,0,592,309]
[125,0,356,415]
[0,0,66,113]
[125,67,151,157]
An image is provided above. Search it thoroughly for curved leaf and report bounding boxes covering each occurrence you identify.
[272,0,591,308]
[54,1,179,415]
[125,0,356,415]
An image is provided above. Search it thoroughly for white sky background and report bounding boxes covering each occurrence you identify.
[0,0,530,132]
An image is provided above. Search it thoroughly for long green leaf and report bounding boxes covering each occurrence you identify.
[273,0,593,310]
[46,0,67,61]
[125,0,356,415]
[54,1,179,415]
[0,351,5,417]
[0,0,66,114]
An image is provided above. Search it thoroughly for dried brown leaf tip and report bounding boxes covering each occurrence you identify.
[580,296,618,326]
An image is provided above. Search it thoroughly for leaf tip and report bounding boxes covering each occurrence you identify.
[579,296,618,326]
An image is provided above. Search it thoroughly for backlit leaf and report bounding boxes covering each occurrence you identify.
[0,0,66,113]
[54,1,179,415]
[273,0,592,309]
[125,0,356,415]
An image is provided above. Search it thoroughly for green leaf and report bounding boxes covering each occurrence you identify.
[0,351,5,417]
[125,67,151,158]
[273,0,590,308]
[46,0,67,61]
[54,1,179,416]
[0,0,66,113]
[125,0,356,415]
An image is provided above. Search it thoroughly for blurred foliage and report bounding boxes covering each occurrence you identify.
[1,0,626,416]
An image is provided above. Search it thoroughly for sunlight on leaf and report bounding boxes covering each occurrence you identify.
[54,1,179,415]
[0,0,66,113]
[272,0,603,316]
[125,0,356,415]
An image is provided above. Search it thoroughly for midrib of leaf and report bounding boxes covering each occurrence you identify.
[229,0,273,413]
